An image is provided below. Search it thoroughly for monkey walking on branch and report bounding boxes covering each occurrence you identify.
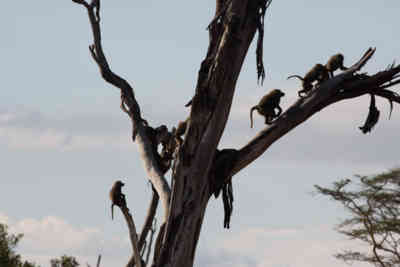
[287,64,329,97]
[325,53,348,77]
[250,89,285,128]
[109,180,127,220]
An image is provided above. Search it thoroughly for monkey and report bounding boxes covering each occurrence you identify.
[145,125,172,174]
[250,89,285,128]
[287,64,329,97]
[325,53,348,77]
[359,94,380,134]
[175,118,189,138]
[210,148,239,229]
[170,118,190,150]
[109,180,126,220]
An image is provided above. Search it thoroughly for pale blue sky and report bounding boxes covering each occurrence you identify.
[1,1,400,266]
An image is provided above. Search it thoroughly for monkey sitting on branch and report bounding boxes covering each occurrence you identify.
[109,180,127,220]
[325,53,348,77]
[250,89,285,128]
[287,64,329,97]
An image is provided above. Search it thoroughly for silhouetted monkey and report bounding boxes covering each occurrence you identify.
[109,180,126,220]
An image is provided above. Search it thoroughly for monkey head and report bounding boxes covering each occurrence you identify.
[154,125,169,144]
[115,180,125,188]
[273,89,285,98]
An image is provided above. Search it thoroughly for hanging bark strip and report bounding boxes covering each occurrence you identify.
[256,0,272,84]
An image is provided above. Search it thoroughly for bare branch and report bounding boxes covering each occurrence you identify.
[118,205,143,267]
[72,0,171,223]
[144,219,157,266]
[139,187,159,250]
[72,0,89,8]
[96,255,101,267]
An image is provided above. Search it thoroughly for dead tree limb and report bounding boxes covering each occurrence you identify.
[144,219,157,266]
[96,255,101,267]
[119,203,143,267]
[138,187,159,250]
[72,0,171,223]
[126,186,159,267]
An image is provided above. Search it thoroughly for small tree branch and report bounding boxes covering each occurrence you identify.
[72,0,171,222]
[138,187,159,250]
[118,205,143,267]
[144,219,157,266]
[126,187,159,267]
[96,255,101,267]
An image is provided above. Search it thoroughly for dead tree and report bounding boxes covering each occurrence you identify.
[70,0,400,266]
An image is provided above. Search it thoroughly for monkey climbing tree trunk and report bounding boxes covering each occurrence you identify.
[71,0,400,266]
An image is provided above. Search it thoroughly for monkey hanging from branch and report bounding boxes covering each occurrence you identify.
[109,180,127,220]
[250,89,285,128]
[211,149,239,229]
[359,94,380,134]
[288,64,329,97]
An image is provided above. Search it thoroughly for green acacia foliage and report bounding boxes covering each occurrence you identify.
[50,255,80,267]
[316,168,400,267]
[0,223,37,267]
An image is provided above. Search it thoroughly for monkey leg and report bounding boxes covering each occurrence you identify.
[264,115,273,125]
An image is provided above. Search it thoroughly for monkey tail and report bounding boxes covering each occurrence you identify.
[287,75,304,81]
[388,99,394,120]
[111,204,114,220]
[250,106,257,128]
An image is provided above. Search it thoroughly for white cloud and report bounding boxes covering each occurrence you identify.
[2,215,129,267]
[10,216,100,251]
[198,225,371,267]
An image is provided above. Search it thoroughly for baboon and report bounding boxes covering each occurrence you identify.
[211,148,239,229]
[250,89,285,128]
[109,180,126,220]
[175,118,189,138]
[145,125,171,174]
[359,94,380,134]
[325,53,347,77]
[288,64,329,97]
[171,118,190,148]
